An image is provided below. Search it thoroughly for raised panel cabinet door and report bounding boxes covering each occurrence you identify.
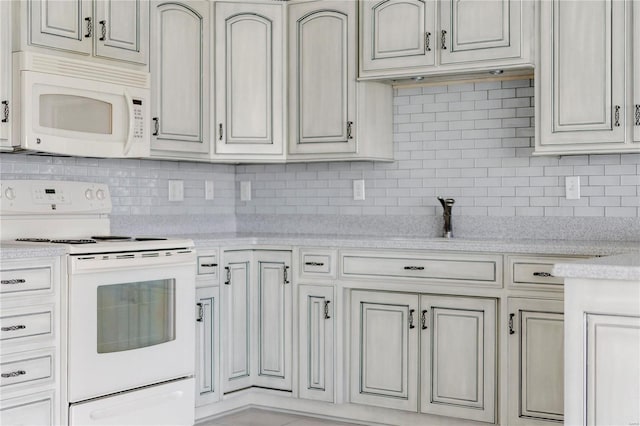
[195,286,219,407]
[221,252,252,393]
[420,295,496,423]
[29,0,93,55]
[634,3,640,143]
[359,0,435,74]
[252,251,292,391]
[288,0,357,154]
[507,298,564,425]
[538,0,626,148]
[585,314,640,426]
[150,0,210,154]
[94,0,149,64]
[0,0,10,146]
[298,284,334,402]
[439,0,521,64]
[214,2,284,156]
[350,290,419,412]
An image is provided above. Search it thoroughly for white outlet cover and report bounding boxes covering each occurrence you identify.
[353,179,365,201]
[565,176,580,200]
[205,180,215,200]
[168,180,184,202]
[240,181,251,201]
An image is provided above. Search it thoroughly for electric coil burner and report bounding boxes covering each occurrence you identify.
[0,180,196,426]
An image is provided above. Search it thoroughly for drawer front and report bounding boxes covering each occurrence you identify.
[0,354,53,387]
[299,249,336,280]
[0,267,52,295]
[1,393,53,426]
[0,309,52,342]
[507,255,588,290]
[197,256,218,276]
[342,252,501,285]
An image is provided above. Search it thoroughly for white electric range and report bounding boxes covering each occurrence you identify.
[0,180,196,426]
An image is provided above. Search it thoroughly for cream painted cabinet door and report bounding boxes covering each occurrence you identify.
[214,2,284,157]
[195,286,219,407]
[29,0,93,55]
[359,0,435,75]
[350,291,419,412]
[420,295,496,423]
[221,252,252,393]
[0,0,11,148]
[508,298,564,425]
[298,284,334,402]
[94,0,148,64]
[537,0,627,152]
[634,3,640,143]
[252,251,292,391]
[439,0,521,64]
[585,314,640,426]
[288,0,357,155]
[150,0,210,155]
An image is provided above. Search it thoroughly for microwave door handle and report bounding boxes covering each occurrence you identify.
[123,89,135,156]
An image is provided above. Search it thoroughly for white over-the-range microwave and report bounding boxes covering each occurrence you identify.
[3,52,150,158]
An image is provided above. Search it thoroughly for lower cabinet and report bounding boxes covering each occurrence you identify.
[221,250,292,394]
[507,298,564,425]
[350,290,497,423]
[298,284,334,402]
[195,286,219,407]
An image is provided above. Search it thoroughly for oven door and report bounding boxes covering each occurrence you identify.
[20,70,150,158]
[67,249,195,402]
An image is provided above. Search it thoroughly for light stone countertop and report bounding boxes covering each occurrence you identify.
[553,251,640,282]
[0,242,67,260]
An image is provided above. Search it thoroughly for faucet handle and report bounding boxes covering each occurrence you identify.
[437,196,455,208]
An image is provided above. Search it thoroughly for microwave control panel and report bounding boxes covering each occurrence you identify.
[132,99,144,140]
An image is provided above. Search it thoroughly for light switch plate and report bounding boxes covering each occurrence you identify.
[240,181,251,201]
[168,180,184,202]
[565,176,580,200]
[205,180,215,200]
[353,179,365,201]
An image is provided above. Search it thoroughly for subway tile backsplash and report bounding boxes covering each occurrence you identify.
[1,78,638,239]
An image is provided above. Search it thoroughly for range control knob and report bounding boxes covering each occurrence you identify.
[84,189,94,200]
[95,189,105,200]
[5,187,15,200]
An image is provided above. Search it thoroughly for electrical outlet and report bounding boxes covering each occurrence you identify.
[205,180,214,200]
[168,180,184,202]
[353,179,365,201]
[240,181,251,201]
[565,176,580,200]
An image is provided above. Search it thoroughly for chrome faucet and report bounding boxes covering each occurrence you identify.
[437,196,455,239]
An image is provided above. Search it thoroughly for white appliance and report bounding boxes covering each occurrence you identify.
[0,180,195,426]
[9,52,150,157]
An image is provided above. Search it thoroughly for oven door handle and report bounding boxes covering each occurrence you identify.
[123,89,135,156]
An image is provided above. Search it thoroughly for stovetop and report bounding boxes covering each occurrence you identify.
[11,235,194,254]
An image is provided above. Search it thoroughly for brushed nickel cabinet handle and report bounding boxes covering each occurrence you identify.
[421,310,428,329]
[441,30,447,49]
[1,370,26,378]
[200,263,217,268]
[533,271,554,278]
[614,105,621,127]
[347,121,354,140]
[404,266,424,271]
[304,262,325,267]
[283,266,290,285]
[635,104,640,126]
[152,117,159,136]
[409,309,416,329]
[1,325,26,332]
[196,303,204,322]
[84,17,92,38]
[218,123,223,141]
[1,100,8,123]
[425,32,431,52]
[509,313,516,335]
[224,266,231,285]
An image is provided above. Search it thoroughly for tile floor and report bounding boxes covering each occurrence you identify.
[197,408,364,426]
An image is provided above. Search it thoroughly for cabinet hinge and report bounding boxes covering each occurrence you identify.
[1,101,8,123]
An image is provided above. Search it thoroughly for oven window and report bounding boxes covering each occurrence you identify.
[39,94,113,134]
[97,279,176,353]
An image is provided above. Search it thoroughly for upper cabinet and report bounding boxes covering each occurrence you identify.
[359,0,533,80]
[27,0,148,65]
[213,1,285,160]
[289,0,392,161]
[535,0,639,155]
[149,0,210,157]
[0,0,11,150]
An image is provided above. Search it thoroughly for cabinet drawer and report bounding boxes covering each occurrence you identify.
[0,267,52,295]
[507,255,589,290]
[198,256,218,276]
[299,249,336,280]
[0,392,53,426]
[342,252,501,286]
[0,308,53,342]
[0,353,53,388]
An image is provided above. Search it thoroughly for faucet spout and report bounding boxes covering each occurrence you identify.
[437,196,455,238]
